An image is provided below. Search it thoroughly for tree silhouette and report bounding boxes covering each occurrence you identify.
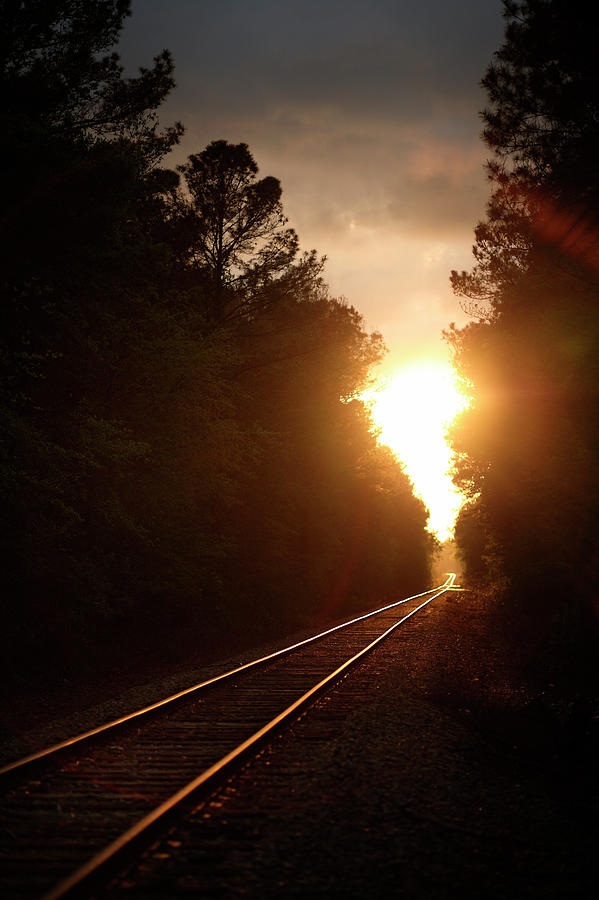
[1,2,434,689]
[482,0,599,204]
[0,0,182,157]
[178,141,299,322]
[449,0,599,614]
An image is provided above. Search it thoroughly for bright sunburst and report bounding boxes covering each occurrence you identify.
[362,359,470,541]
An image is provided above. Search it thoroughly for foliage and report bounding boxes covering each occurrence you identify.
[0,0,182,156]
[1,2,434,681]
[449,0,599,623]
[176,140,300,323]
[481,0,599,200]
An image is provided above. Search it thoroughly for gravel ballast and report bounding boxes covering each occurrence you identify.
[98,588,598,899]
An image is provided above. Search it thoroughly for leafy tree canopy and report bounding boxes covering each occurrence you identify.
[449,0,599,609]
[176,141,300,322]
[0,1,434,685]
[0,0,182,158]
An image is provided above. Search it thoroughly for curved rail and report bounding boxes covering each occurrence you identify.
[0,575,455,778]
[44,574,457,899]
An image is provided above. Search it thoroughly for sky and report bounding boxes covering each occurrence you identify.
[117,0,506,376]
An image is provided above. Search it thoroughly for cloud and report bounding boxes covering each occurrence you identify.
[119,0,505,364]
[122,1,503,125]
[210,113,491,244]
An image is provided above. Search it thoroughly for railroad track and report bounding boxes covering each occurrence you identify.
[0,575,457,898]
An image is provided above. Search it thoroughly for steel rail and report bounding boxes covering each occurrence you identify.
[44,574,456,900]
[0,575,454,778]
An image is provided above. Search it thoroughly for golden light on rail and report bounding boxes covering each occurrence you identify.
[362,360,470,542]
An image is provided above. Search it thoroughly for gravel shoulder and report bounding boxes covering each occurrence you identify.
[104,587,598,899]
[3,585,597,898]
[0,598,411,767]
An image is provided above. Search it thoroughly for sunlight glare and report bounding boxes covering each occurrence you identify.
[363,360,470,541]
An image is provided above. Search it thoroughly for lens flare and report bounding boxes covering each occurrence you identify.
[362,360,470,541]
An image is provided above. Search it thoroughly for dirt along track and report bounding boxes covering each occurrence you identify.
[102,581,598,900]
[0,578,455,899]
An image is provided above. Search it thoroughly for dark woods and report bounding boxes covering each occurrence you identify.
[450,1,599,642]
[1,1,432,682]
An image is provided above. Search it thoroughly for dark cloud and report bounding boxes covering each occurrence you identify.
[121,1,502,122]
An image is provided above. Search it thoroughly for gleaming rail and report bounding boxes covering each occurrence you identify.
[0,574,457,898]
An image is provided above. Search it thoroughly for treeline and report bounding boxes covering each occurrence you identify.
[1,1,433,677]
[449,0,599,630]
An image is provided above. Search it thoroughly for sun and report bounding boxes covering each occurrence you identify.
[362,359,470,541]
